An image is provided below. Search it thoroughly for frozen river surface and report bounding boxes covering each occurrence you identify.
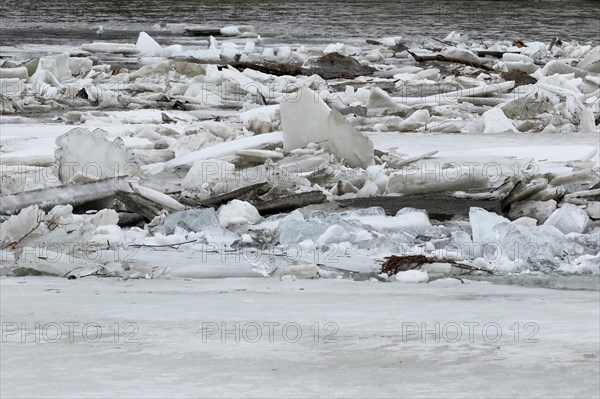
[1,2,599,396]
[1,276,599,398]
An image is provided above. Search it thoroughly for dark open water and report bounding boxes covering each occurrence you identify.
[1,0,599,48]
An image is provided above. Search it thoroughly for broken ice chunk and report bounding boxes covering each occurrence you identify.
[386,163,492,194]
[221,65,269,98]
[81,42,140,55]
[392,270,429,283]
[469,207,511,259]
[577,45,600,73]
[136,32,162,55]
[163,131,283,170]
[482,108,518,133]
[236,149,284,164]
[220,25,241,36]
[0,205,46,242]
[55,128,143,183]
[519,42,548,60]
[397,109,430,131]
[218,200,262,227]
[46,205,74,225]
[508,200,557,224]
[366,87,399,109]
[68,57,93,76]
[197,120,236,140]
[85,209,119,228]
[316,224,354,244]
[276,209,374,246]
[182,159,235,191]
[90,224,124,246]
[323,43,344,54]
[394,208,432,227]
[13,248,103,277]
[0,66,28,79]
[163,209,219,234]
[29,53,71,82]
[559,253,600,275]
[161,209,239,246]
[543,203,589,234]
[246,114,277,134]
[280,87,374,168]
[493,222,571,269]
[578,108,596,132]
[444,31,468,43]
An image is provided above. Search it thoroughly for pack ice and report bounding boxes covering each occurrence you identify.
[0,30,598,282]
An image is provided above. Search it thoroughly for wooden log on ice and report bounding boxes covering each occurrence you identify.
[0,179,124,216]
[184,27,223,36]
[381,254,493,275]
[0,178,185,219]
[230,53,376,79]
[117,212,145,227]
[476,50,521,59]
[253,191,327,215]
[305,52,376,79]
[407,50,494,72]
[229,61,304,76]
[501,178,548,209]
[337,194,502,220]
[181,182,271,209]
[180,184,326,215]
[116,191,169,221]
[564,188,600,200]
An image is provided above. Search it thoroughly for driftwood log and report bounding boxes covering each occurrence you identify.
[230,53,376,79]
[253,191,327,215]
[381,255,493,275]
[176,52,376,79]
[181,182,271,208]
[229,61,304,76]
[0,178,123,215]
[181,183,327,216]
[116,191,170,220]
[476,50,521,59]
[407,50,494,72]
[184,27,222,36]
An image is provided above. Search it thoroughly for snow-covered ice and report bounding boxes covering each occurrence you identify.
[1,277,598,398]
[218,199,262,227]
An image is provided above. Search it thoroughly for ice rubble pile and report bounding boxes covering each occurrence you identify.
[0,30,599,279]
[1,30,598,134]
[1,199,597,279]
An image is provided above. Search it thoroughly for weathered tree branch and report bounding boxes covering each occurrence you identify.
[381,255,494,275]
[407,50,494,72]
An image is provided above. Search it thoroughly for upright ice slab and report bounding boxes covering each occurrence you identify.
[577,45,600,72]
[55,128,142,183]
[483,108,518,133]
[280,87,374,168]
[136,32,162,56]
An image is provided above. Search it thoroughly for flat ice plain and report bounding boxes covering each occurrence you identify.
[1,277,599,398]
